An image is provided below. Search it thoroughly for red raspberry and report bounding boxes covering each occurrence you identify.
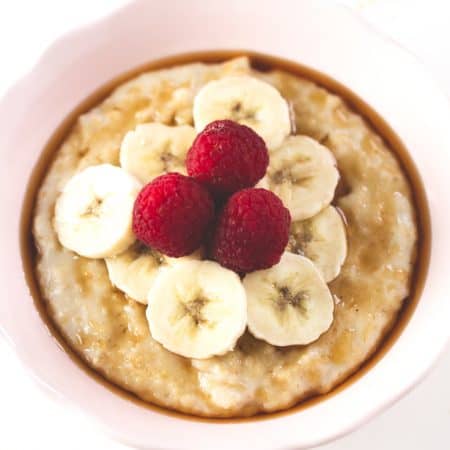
[132,173,214,257]
[186,120,269,197]
[210,188,291,273]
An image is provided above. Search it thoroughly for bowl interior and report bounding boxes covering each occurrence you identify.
[19,47,432,422]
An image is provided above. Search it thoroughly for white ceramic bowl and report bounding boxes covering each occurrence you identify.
[1,1,450,448]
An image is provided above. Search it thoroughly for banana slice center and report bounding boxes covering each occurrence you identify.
[182,296,208,326]
[81,197,104,218]
[231,101,257,123]
[288,222,314,255]
[269,153,316,187]
[275,285,309,316]
[173,290,219,332]
[271,168,313,186]
[159,141,182,171]
[160,150,177,170]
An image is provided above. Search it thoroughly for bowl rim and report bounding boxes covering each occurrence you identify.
[1,1,450,449]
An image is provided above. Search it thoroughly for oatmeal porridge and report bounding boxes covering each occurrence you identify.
[32,56,417,417]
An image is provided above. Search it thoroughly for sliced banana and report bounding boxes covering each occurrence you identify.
[120,123,196,183]
[244,252,334,346]
[54,164,142,258]
[105,244,202,304]
[287,206,347,282]
[147,260,247,359]
[259,135,339,221]
[193,75,291,149]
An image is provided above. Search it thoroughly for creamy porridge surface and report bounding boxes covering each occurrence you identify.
[33,57,417,417]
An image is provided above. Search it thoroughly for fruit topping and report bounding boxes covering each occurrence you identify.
[186,119,269,197]
[132,173,215,257]
[211,188,291,273]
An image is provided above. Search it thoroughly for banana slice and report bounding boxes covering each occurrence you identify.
[259,135,339,221]
[244,252,334,346]
[287,206,347,282]
[193,75,291,149]
[54,164,142,258]
[120,123,196,183]
[147,260,247,359]
[105,244,202,304]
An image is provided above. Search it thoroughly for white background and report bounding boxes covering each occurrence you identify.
[0,1,449,449]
